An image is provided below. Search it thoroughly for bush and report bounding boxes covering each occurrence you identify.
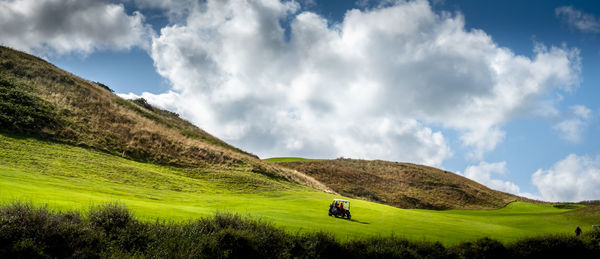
[94,81,113,92]
[508,235,598,258]
[0,203,102,258]
[132,98,153,111]
[345,236,447,259]
[292,232,342,258]
[0,76,61,134]
[88,203,133,234]
[451,237,507,259]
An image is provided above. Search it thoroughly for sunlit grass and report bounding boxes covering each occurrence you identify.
[1,133,597,245]
[263,157,325,162]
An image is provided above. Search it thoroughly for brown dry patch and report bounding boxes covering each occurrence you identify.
[275,158,537,209]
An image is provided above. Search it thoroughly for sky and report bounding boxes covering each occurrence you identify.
[1,0,599,202]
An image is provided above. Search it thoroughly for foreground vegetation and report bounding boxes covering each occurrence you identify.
[2,133,598,244]
[1,203,599,258]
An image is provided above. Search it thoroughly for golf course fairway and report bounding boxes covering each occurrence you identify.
[0,133,596,245]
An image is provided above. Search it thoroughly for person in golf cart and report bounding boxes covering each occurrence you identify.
[328,199,351,219]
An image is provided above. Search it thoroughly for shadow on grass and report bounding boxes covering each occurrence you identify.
[348,218,370,224]
[330,217,370,224]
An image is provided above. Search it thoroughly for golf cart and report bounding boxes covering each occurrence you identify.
[328,199,351,219]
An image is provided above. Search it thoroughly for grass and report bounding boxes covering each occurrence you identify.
[1,134,598,245]
[2,203,598,258]
[2,203,599,258]
[263,157,325,162]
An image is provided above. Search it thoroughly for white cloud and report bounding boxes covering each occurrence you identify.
[553,105,592,143]
[126,0,579,165]
[463,161,521,195]
[532,154,600,202]
[571,105,592,119]
[0,0,153,55]
[556,6,600,33]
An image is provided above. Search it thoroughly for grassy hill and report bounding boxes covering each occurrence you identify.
[1,45,539,210]
[1,46,598,246]
[0,46,330,192]
[1,134,598,245]
[269,158,534,210]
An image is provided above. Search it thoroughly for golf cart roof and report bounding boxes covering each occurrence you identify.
[333,199,350,203]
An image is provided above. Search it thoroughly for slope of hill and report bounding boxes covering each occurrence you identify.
[1,46,597,245]
[2,133,597,244]
[0,46,330,192]
[0,45,538,210]
[271,158,533,210]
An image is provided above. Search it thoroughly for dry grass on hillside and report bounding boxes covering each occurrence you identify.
[276,158,534,209]
[0,46,333,193]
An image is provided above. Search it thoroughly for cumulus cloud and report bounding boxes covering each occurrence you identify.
[553,105,592,143]
[126,0,579,165]
[0,0,153,55]
[532,154,600,202]
[556,6,600,33]
[462,161,521,194]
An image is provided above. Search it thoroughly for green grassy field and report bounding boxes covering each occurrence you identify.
[1,133,597,245]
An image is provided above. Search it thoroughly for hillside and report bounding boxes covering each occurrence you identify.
[271,158,533,210]
[0,45,540,210]
[2,133,598,244]
[0,46,330,192]
[1,46,598,245]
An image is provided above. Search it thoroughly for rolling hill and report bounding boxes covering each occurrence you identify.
[0,46,330,193]
[1,133,597,244]
[1,45,530,210]
[1,46,598,246]
[269,158,535,209]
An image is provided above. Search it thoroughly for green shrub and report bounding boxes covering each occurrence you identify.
[345,236,448,259]
[88,203,133,234]
[0,202,102,258]
[553,203,580,209]
[94,81,113,92]
[0,76,61,134]
[132,98,153,111]
[508,235,596,258]
[451,237,507,259]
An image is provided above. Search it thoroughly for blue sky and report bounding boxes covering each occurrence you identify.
[1,0,599,202]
